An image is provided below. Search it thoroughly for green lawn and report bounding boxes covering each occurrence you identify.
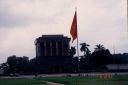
[39,75,128,85]
[0,78,47,85]
[1,75,128,85]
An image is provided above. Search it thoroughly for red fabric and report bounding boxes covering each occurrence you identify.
[70,12,77,42]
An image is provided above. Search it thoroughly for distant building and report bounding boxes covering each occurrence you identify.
[106,64,128,71]
[35,35,77,73]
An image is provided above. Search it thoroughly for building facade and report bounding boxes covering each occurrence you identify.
[35,35,77,73]
[35,35,70,57]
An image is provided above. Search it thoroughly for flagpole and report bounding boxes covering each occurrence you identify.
[76,8,80,73]
[127,0,128,35]
[70,8,80,73]
[127,0,128,33]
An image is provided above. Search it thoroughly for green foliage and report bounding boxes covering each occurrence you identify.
[80,42,90,57]
[112,54,128,64]
[0,63,9,74]
[0,78,47,85]
[40,75,128,85]
[69,46,76,56]
[91,48,112,65]
[94,44,105,52]
[6,55,30,75]
[1,76,128,85]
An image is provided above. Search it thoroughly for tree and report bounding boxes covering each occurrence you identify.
[80,43,90,57]
[29,58,39,74]
[91,44,112,66]
[79,43,91,71]
[7,55,30,75]
[0,63,9,75]
[112,53,128,64]
[16,56,30,74]
[94,44,105,52]
[69,46,76,56]
[7,55,18,75]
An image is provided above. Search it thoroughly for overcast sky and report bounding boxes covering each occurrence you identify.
[0,0,127,63]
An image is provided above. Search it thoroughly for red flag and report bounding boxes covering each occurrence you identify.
[70,11,77,42]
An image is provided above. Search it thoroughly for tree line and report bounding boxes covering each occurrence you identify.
[71,43,128,72]
[0,43,128,75]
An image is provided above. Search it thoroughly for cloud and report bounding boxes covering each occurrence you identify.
[0,0,76,28]
[0,0,31,28]
[0,0,127,63]
[73,0,127,53]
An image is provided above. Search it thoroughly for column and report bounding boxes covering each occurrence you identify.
[50,42,52,56]
[36,43,40,56]
[44,42,46,56]
[67,42,70,56]
[56,42,58,56]
[62,42,64,56]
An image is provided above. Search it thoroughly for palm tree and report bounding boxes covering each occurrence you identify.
[80,43,90,57]
[94,44,105,52]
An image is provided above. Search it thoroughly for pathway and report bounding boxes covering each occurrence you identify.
[43,81,65,85]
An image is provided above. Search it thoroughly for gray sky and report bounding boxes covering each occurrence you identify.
[0,0,127,63]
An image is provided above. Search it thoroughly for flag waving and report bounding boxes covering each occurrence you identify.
[70,11,77,43]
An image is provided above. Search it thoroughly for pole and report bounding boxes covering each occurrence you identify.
[76,8,80,73]
[127,0,128,33]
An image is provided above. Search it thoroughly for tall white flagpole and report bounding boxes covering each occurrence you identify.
[127,0,128,33]
[76,7,80,73]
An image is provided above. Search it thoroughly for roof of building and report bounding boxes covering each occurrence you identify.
[35,34,71,44]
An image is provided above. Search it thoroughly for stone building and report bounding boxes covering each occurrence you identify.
[35,35,77,73]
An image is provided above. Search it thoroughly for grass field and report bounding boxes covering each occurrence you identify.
[0,78,47,85]
[1,75,128,85]
[40,75,128,85]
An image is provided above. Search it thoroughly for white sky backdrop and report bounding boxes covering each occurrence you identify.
[0,0,127,63]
